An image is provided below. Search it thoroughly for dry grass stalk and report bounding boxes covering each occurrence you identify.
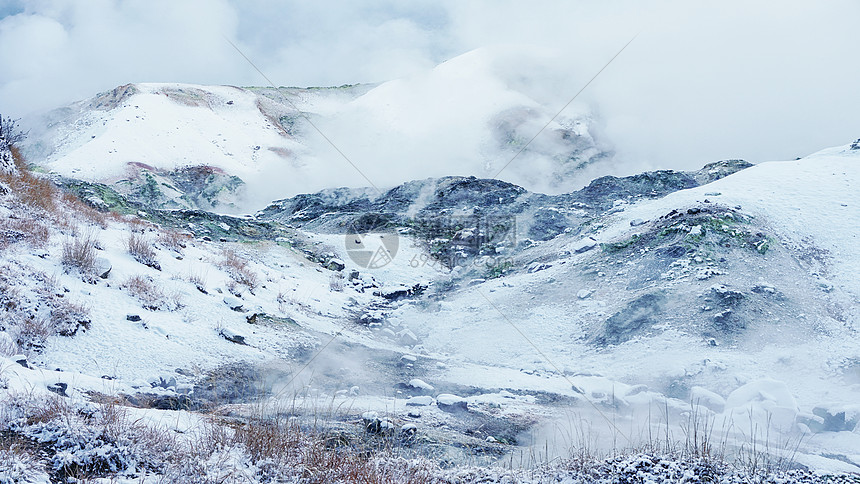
[122,275,166,310]
[61,232,99,274]
[218,249,259,290]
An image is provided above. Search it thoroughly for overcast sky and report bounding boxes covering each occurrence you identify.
[1,0,859,170]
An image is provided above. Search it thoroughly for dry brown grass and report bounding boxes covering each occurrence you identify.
[127,232,160,269]
[157,229,190,252]
[62,232,99,274]
[13,393,73,426]
[200,415,439,484]
[60,191,109,229]
[218,249,259,291]
[2,173,57,215]
[122,275,166,310]
[0,216,50,249]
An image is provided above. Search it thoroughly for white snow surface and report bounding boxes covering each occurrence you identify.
[1,140,858,477]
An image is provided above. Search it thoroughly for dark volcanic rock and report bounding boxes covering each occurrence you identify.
[575,171,698,212]
[595,293,666,346]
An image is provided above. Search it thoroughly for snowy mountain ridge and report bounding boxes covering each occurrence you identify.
[20,47,613,213]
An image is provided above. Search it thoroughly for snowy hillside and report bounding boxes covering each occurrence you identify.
[4,83,860,480]
[20,47,611,213]
[383,143,860,471]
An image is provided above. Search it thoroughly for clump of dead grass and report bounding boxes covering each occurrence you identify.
[61,232,99,275]
[127,232,160,270]
[217,249,259,292]
[157,229,190,252]
[122,275,166,310]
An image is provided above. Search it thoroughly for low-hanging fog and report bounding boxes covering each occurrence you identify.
[2,0,859,196]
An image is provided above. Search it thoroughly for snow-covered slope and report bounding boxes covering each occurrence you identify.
[2,132,859,479]
[378,143,860,470]
[21,47,611,213]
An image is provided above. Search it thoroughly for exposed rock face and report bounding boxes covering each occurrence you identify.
[595,293,666,346]
[121,164,245,211]
[257,161,754,267]
[0,137,15,175]
[259,161,752,233]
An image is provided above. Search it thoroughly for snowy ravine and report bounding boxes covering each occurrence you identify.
[2,94,860,480]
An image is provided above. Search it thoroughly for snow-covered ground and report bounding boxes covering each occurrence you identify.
[3,86,860,480]
[379,143,860,472]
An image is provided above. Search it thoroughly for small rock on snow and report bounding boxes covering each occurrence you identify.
[47,382,68,397]
[406,396,434,406]
[94,257,112,279]
[220,328,247,345]
[408,379,434,391]
[399,329,419,346]
[223,296,244,311]
[436,394,468,412]
[12,354,29,368]
[572,237,598,253]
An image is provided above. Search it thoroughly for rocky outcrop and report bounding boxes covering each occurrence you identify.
[258,161,754,268]
[0,144,14,175]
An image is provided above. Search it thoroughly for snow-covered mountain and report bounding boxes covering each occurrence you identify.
[19,47,611,213]
[3,46,860,479]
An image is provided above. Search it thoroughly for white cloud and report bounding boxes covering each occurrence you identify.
[1,0,858,181]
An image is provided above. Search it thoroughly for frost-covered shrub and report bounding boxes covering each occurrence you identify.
[122,275,167,310]
[61,233,98,275]
[127,232,160,270]
[49,300,90,337]
[3,397,175,481]
[14,317,53,353]
[218,249,259,291]
[0,447,51,484]
[329,272,344,292]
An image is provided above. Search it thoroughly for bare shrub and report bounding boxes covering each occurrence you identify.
[277,290,289,313]
[50,300,91,336]
[15,317,53,353]
[62,233,98,274]
[218,249,259,291]
[127,232,160,270]
[0,279,21,312]
[157,229,189,252]
[0,330,18,357]
[169,290,186,310]
[122,275,167,310]
[187,271,207,294]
